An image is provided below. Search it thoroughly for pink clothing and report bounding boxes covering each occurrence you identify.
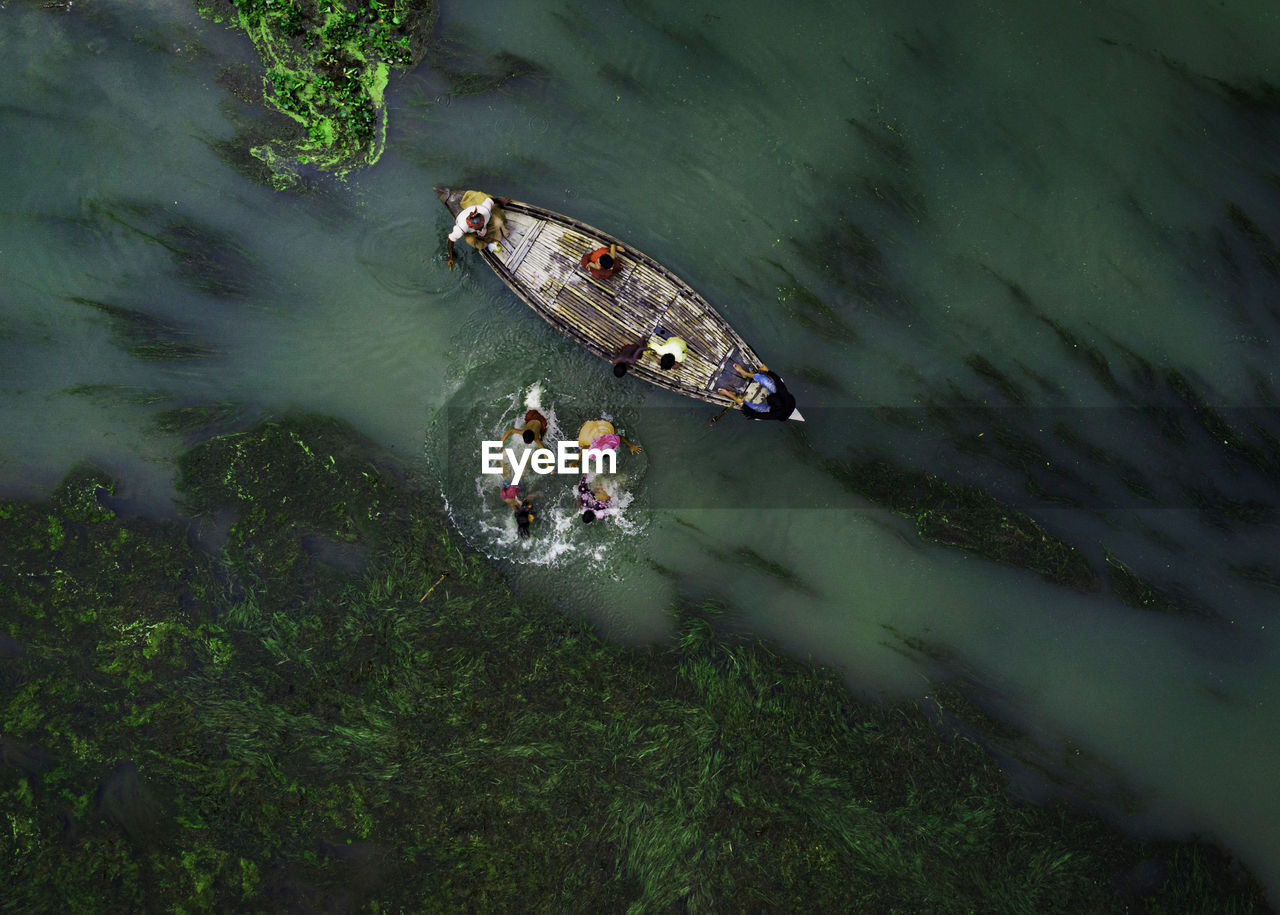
[587,433,621,455]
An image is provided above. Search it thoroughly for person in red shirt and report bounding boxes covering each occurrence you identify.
[500,409,547,448]
[580,243,624,279]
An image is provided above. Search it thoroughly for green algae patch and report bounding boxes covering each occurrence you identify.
[1,418,1269,911]
[196,0,437,187]
[826,457,1100,591]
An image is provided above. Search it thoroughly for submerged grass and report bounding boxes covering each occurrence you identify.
[825,456,1100,592]
[0,416,1269,911]
[68,296,214,361]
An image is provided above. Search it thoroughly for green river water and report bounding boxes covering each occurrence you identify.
[2,0,1280,902]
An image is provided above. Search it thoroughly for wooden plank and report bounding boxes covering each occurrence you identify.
[661,293,733,357]
[502,214,546,273]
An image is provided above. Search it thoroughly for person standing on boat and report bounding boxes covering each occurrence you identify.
[581,243,624,279]
[446,190,512,271]
[717,363,797,422]
[501,409,547,449]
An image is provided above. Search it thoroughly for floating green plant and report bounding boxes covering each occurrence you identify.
[196,0,437,187]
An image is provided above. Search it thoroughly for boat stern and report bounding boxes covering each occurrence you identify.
[433,185,461,216]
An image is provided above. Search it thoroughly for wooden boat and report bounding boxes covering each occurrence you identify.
[434,186,802,420]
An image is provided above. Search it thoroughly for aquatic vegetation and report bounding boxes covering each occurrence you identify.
[195,0,438,186]
[1014,358,1066,396]
[440,49,544,100]
[1166,370,1280,481]
[63,384,171,407]
[596,61,646,97]
[1,417,1269,910]
[764,260,858,342]
[50,465,118,523]
[987,424,1089,492]
[1037,315,1124,396]
[699,544,816,596]
[787,217,914,319]
[151,402,242,436]
[793,364,846,392]
[915,392,1097,508]
[1229,562,1280,593]
[824,456,1099,591]
[68,297,214,361]
[1108,335,1159,390]
[82,199,257,299]
[1052,421,1158,505]
[1104,550,1212,619]
[63,388,239,438]
[1226,203,1280,279]
[157,223,257,300]
[176,416,404,615]
[1211,76,1280,114]
[845,112,926,225]
[846,115,912,170]
[983,264,1039,316]
[964,353,1029,406]
[1182,481,1276,529]
[858,174,928,225]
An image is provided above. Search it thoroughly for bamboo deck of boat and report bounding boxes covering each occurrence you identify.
[435,186,770,408]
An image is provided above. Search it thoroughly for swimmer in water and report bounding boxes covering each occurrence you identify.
[577,419,641,455]
[499,481,523,509]
[577,476,611,524]
[513,498,536,539]
[501,408,548,449]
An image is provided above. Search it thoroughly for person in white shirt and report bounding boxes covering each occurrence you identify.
[447,190,511,271]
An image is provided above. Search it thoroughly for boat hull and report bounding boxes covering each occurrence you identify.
[435,186,779,409]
